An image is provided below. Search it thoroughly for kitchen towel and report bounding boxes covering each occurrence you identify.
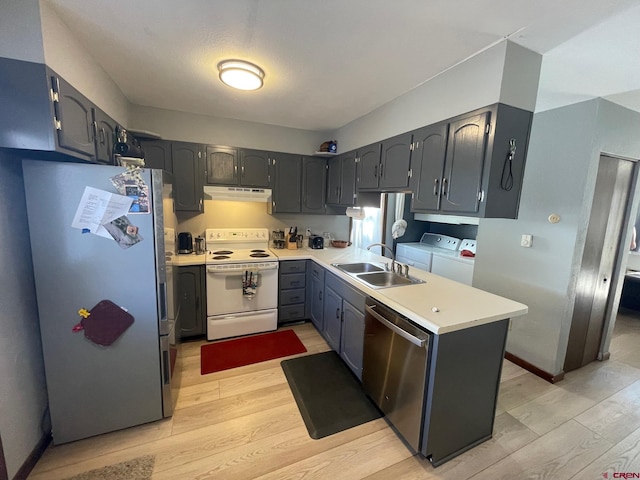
[242,270,258,298]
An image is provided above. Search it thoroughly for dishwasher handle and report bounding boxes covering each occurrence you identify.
[365,304,429,348]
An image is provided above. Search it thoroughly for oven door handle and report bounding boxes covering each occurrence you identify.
[206,266,276,274]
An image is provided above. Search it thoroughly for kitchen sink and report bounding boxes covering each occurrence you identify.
[332,262,385,274]
[356,271,425,288]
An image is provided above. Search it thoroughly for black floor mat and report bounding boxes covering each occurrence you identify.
[281,351,381,439]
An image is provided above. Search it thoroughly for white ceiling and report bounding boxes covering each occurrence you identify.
[46,0,640,131]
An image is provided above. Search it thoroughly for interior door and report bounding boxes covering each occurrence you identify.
[565,154,636,371]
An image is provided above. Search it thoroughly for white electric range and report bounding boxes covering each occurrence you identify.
[204,228,279,341]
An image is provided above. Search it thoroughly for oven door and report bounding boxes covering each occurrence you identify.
[206,262,279,316]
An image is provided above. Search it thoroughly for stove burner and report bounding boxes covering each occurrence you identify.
[213,250,233,255]
[250,253,270,258]
[212,255,231,260]
[251,249,266,253]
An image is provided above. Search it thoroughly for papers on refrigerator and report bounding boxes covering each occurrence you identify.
[71,187,133,238]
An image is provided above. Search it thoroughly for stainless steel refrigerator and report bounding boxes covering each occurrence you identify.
[22,159,179,444]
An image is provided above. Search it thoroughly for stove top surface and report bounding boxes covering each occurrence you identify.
[204,228,275,264]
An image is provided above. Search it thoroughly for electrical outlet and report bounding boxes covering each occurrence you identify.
[521,234,533,248]
[305,228,312,237]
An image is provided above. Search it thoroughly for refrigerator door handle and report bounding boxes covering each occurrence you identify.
[159,282,168,335]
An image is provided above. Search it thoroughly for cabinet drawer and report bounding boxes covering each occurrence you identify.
[280,260,307,274]
[309,261,325,281]
[279,288,306,306]
[280,273,306,289]
[279,304,306,322]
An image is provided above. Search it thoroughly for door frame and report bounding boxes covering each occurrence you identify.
[597,152,640,360]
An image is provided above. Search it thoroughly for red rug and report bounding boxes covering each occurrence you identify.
[201,329,307,375]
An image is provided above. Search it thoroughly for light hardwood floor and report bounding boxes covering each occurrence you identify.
[28,310,640,479]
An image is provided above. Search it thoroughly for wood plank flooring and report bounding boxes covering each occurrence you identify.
[28,310,640,479]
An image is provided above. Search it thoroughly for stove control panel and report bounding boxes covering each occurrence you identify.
[205,228,269,244]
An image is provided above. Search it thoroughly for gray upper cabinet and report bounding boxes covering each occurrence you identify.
[301,156,327,214]
[440,112,489,214]
[92,108,117,165]
[410,103,532,218]
[409,122,449,211]
[356,143,382,189]
[140,140,173,172]
[173,142,205,212]
[239,149,270,187]
[327,151,357,206]
[205,146,270,187]
[272,152,302,213]
[0,57,120,164]
[205,145,238,185]
[379,132,413,190]
[50,74,96,158]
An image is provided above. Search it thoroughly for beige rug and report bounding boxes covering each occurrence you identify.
[63,455,155,480]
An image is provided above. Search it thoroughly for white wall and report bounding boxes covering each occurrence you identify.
[333,41,541,152]
[0,0,44,63]
[129,105,328,155]
[473,99,640,375]
[0,152,49,479]
[39,0,131,126]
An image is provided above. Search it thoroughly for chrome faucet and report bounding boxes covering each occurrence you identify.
[366,243,396,272]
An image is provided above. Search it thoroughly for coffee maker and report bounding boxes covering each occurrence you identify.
[178,232,193,254]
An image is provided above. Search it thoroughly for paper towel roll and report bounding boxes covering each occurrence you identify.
[345,207,366,220]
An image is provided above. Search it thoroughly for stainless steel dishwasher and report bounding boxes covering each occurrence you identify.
[362,297,431,452]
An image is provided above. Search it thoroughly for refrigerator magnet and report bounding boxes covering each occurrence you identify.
[103,215,144,249]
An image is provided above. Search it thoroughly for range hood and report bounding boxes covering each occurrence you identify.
[203,185,272,202]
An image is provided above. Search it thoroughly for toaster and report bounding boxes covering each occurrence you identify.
[308,235,324,249]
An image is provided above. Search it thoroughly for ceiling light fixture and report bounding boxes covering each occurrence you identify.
[217,60,265,91]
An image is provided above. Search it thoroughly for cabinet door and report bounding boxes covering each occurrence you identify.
[380,132,412,189]
[272,153,302,213]
[92,108,116,165]
[357,143,381,189]
[341,300,365,379]
[301,156,327,214]
[141,140,173,172]
[340,151,357,206]
[323,286,342,351]
[178,266,205,338]
[310,274,324,331]
[326,156,342,205]
[206,145,238,185]
[239,149,270,187]
[173,142,204,212]
[410,123,448,211]
[51,75,95,158]
[441,112,489,214]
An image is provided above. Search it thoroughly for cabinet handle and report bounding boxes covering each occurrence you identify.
[379,163,384,178]
[433,178,439,196]
[441,178,448,196]
[234,164,238,176]
[241,165,245,177]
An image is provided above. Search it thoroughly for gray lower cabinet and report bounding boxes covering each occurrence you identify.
[278,260,307,324]
[178,266,206,338]
[322,272,366,379]
[306,261,325,332]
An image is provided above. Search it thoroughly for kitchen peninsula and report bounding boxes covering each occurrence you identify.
[178,244,527,465]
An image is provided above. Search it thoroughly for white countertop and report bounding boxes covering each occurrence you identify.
[172,245,527,334]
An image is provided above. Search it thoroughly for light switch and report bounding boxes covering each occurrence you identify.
[521,234,533,248]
